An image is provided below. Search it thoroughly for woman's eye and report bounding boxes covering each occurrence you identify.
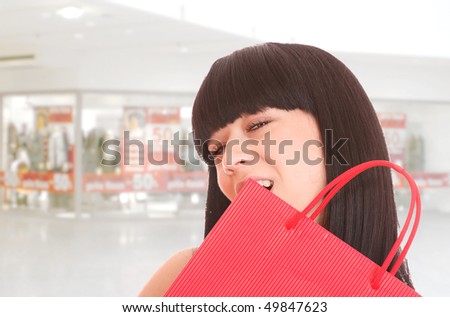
[248,120,270,131]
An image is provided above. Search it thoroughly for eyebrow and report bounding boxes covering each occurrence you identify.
[206,109,273,146]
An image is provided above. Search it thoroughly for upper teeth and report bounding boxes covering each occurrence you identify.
[256,180,273,188]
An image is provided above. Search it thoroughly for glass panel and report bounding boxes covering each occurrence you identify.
[374,100,450,214]
[81,92,208,217]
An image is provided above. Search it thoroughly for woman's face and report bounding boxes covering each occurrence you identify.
[207,107,327,216]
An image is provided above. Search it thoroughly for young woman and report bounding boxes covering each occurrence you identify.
[139,42,414,296]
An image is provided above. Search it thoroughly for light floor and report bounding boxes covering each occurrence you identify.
[0,208,449,297]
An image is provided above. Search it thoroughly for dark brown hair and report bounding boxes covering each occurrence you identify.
[191,43,413,287]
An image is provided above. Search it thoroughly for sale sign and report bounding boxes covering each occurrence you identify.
[83,171,207,193]
[0,171,4,187]
[49,106,72,123]
[146,107,180,171]
[4,171,74,193]
[377,112,407,162]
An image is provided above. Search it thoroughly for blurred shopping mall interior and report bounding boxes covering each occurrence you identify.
[0,0,449,296]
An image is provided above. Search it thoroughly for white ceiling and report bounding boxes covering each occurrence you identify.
[1,0,449,101]
[0,0,259,68]
[2,0,449,70]
[110,0,450,59]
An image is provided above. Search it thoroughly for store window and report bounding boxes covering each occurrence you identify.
[1,92,208,217]
[1,94,75,213]
[80,92,208,217]
[5,94,444,217]
[374,100,450,214]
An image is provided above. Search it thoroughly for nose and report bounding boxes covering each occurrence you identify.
[222,139,257,175]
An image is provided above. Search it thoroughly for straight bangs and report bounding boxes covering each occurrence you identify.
[191,43,316,165]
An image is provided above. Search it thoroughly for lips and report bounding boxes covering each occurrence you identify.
[235,177,274,196]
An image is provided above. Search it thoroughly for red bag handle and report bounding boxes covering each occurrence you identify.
[285,160,421,289]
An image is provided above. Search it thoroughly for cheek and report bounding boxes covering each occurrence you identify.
[280,152,326,212]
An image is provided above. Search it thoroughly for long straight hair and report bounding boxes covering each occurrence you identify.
[191,43,413,287]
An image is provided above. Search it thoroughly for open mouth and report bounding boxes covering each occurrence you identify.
[255,179,274,191]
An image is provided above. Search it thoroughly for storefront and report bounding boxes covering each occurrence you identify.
[1,92,449,217]
[374,100,450,214]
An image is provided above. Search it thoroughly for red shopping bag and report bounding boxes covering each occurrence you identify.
[165,160,421,296]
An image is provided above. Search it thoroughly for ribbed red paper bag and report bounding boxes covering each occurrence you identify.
[165,160,421,297]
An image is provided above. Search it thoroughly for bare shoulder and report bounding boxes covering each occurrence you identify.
[138,247,198,297]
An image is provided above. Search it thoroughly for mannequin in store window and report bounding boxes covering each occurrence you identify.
[101,129,119,173]
[7,123,20,163]
[83,128,119,174]
[47,125,70,172]
[28,128,47,171]
[139,43,415,296]
[9,136,31,207]
[29,111,51,171]
[84,127,106,173]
